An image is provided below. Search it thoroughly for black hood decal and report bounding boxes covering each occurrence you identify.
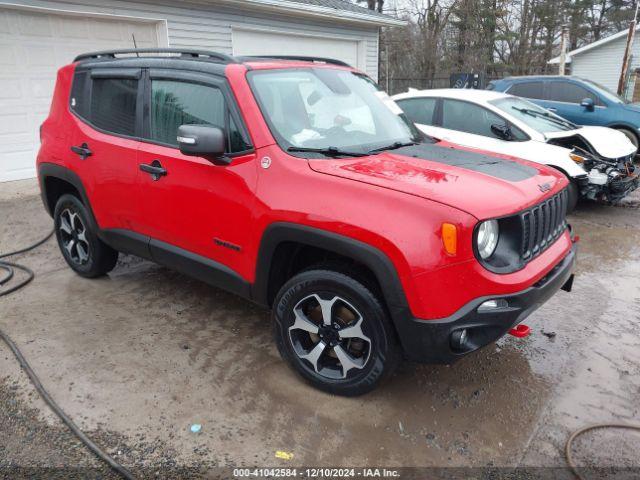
[396,143,538,182]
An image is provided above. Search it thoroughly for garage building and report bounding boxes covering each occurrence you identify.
[0,0,402,182]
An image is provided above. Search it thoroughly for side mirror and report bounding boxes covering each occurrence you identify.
[491,123,513,141]
[177,125,229,165]
[580,97,595,111]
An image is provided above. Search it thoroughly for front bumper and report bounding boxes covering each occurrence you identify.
[396,243,577,364]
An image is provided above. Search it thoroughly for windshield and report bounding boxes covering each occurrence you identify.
[490,96,577,133]
[581,79,628,104]
[248,68,421,155]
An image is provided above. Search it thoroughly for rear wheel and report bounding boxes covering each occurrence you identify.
[273,269,401,396]
[54,194,118,278]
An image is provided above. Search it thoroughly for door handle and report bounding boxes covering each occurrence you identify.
[547,107,557,112]
[139,160,167,181]
[70,143,92,160]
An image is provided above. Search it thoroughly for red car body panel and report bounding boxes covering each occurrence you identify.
[38,60,573,326]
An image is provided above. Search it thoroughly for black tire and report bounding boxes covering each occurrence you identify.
[566,180,579,214]
[53,194,118,278]
[273,269,401,396]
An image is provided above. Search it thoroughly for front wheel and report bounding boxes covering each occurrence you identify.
[273,269,401,396]
[567,180,579,213]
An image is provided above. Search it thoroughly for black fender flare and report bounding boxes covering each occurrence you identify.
[252,222,412,328]
[38,163,100,232]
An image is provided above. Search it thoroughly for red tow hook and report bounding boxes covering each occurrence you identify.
[508,324,531,338]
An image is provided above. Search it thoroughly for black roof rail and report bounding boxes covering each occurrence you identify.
[74,48,239,64]
[242,55,352,67]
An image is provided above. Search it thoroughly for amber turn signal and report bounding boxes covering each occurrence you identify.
[441,223,457,256]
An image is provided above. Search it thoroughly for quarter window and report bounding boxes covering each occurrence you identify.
[150,79,250,152]
[396,98,437,126]
[508,81,544,100]
[70,71,88,118]
[90,78,138,136]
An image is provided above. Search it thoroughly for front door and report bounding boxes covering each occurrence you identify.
[539,80,602,126]
[428,98,528,155]
[135,70,257,281]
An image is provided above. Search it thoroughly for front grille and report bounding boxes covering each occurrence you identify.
[520,188,568,262]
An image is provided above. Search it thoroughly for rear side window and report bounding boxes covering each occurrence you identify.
[90,78,138,136]
[150,79,250,152]
[508,81,544,100]
[396,98,437,125]
[547,81,601,105]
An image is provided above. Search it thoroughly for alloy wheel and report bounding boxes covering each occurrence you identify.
[58,208,90,265]
[288,293,371,379]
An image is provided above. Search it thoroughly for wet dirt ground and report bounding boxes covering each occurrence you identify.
[0,179,639,478]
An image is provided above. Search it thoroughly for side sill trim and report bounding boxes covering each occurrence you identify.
[100,228,251,300]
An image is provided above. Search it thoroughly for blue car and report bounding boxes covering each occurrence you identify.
[488,75,640,149]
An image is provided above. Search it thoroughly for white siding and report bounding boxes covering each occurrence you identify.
[571,34,640,97]
[0,0,380,79]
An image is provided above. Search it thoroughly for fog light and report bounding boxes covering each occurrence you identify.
[450,329,468,350]
[477,298,508,312]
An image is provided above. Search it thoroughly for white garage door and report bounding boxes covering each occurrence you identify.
[232,28,362,71]
[0,6,162,182]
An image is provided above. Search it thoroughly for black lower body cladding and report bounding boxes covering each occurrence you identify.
[396,244,577,364]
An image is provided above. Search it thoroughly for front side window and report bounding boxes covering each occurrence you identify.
[547,81,599,105]
[508,81,544,100]
[396,97,437,126]
[248,68,420,154]
[91,78,137,136]
[150,80,251,152]
[441,99,511,139]
[151,80,224,146]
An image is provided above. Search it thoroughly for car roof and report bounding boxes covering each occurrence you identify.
[73,48,357,73]
[496,75,585,82]
[393,88,509,102]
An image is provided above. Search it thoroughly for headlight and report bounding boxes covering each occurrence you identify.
[477,220,499,259]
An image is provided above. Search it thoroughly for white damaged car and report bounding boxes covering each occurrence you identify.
[393,88,639,211]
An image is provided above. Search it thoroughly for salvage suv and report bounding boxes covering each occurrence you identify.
[37,49,577,396]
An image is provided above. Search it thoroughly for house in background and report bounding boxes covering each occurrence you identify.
[548,26,640,101]
[0,0,402,183]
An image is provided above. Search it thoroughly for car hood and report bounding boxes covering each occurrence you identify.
[308,142,566,219]
[621,102,640,114]
[544,126,636,158]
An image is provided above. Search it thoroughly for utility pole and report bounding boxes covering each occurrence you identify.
[559,25,569,75]
[618,0,640,96]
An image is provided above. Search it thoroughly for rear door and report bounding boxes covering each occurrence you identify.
[542,80,602,125]
[135,69,257,280]
[69,67,144,231]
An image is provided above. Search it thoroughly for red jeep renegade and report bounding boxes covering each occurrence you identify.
[37,49,577,396]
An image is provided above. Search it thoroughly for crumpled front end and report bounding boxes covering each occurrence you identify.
[547,130,639,202]
[579,152,639,202]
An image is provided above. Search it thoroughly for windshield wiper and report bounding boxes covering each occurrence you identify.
[287,146,368,157]
[368,141,418,154]
[511,106,576,129]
